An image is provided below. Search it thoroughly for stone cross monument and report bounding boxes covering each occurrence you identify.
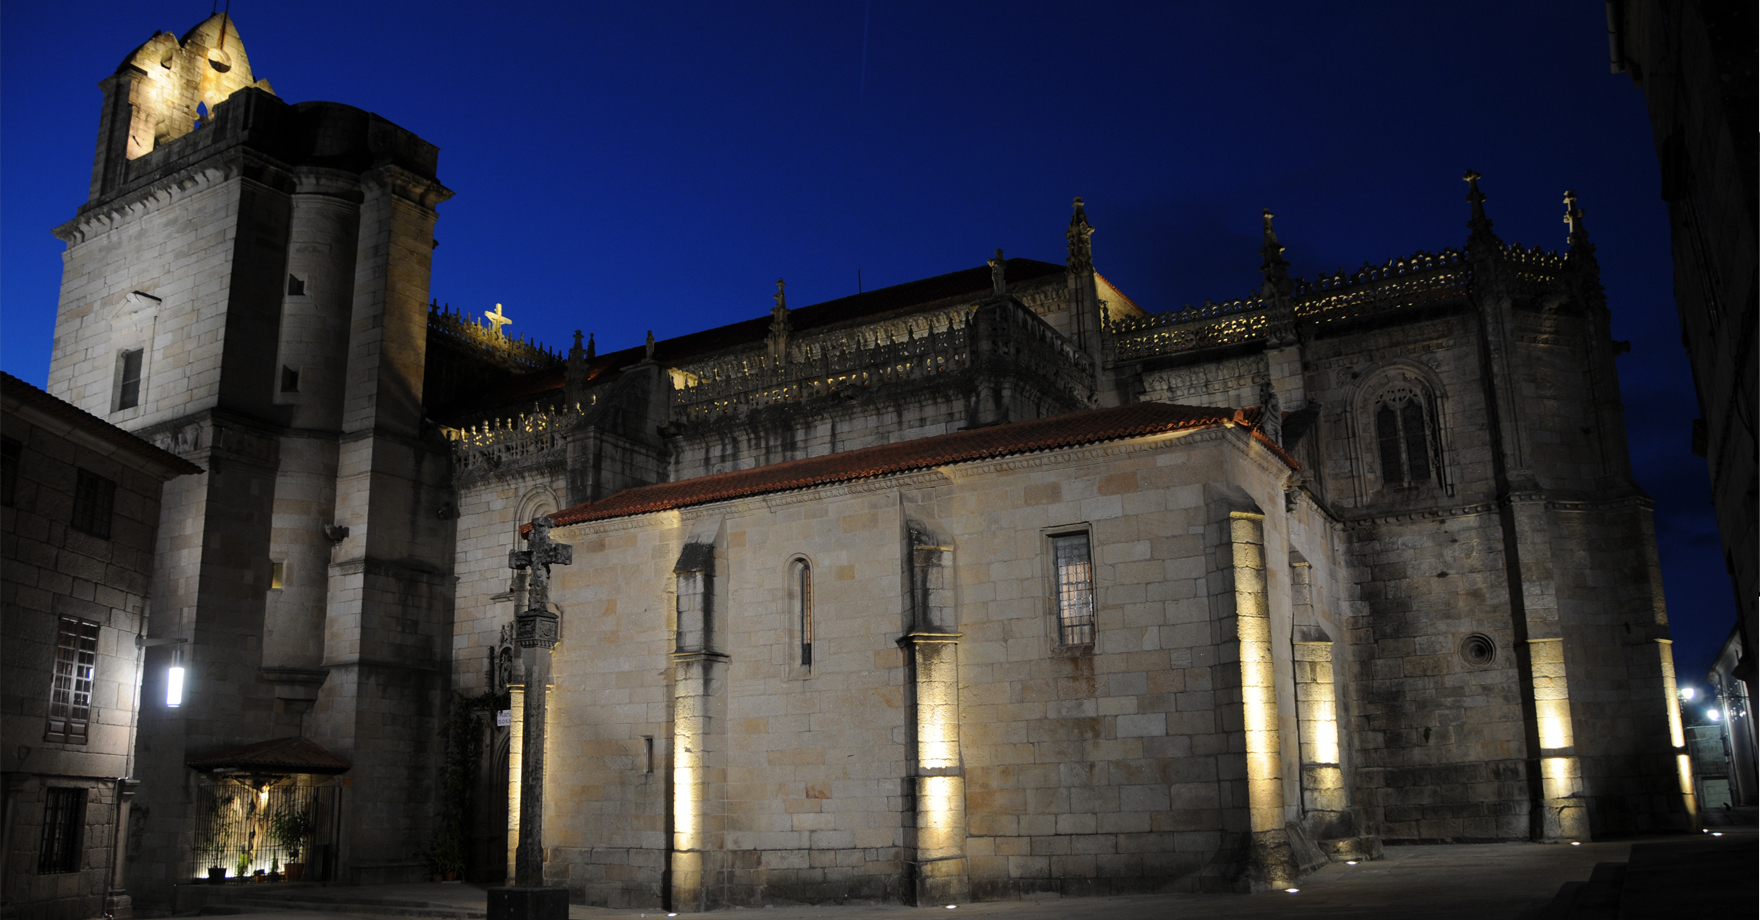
[490,516,572,920]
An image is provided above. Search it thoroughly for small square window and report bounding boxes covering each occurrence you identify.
[280,366,300,393]
[116,349,144,411]
[270,561,285,590]
[71,469,115,540]
[37,787,86,874]
[287,274,305,296]
[1051,533,1095,647]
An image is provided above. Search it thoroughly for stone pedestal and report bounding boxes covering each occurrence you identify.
[487,886,568,920]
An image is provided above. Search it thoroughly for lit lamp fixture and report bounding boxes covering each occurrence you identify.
[1707,708,1722,722]
[1679,686,1697,701]
[167,646,185,707]
[137,635,190,708]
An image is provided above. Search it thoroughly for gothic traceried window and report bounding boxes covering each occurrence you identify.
[1373,387,1433,487]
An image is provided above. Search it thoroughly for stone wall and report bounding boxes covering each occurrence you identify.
[506,421,1324,908]
[1,378,195,920]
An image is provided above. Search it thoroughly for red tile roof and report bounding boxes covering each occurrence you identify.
[185,736,351,775]
[548,402,1295,528]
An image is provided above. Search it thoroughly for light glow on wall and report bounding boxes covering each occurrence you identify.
[1230,512,1284,839]
[1655,641,1698,822]
[919,774,961,852]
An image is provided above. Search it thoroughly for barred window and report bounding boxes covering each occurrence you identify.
[793,559,814,668]
[1375,396,1431,486]
[46,617,100,744]
[37,788,86,874]
[1052,533,1095,647]
[71,469,115,539]
[116,349,144,411]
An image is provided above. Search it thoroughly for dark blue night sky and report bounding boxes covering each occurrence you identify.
[0,2,1732,685]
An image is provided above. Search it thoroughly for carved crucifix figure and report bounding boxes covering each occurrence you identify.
[508,516,572,647]
[503,516,573,896]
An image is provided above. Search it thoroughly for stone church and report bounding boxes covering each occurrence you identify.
[8,12,1700,915]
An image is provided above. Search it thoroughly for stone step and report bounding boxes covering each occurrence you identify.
[210,894,486,919]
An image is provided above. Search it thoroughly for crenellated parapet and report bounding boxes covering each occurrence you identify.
[1107,295,1271,361]
[427,301,565,375]
[440,402,590,483]
[1105,240,1574,364]
[670,297,1095,427]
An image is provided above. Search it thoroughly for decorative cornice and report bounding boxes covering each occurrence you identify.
[54,163,240,244]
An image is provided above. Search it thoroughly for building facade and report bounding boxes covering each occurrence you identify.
[1606,0,1758,804]
[1,373,201,920]
[29,13,1700,913]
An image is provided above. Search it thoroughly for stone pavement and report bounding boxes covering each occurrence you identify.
[185,832,1756,920]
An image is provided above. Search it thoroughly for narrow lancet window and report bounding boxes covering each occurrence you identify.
[1375,405,1403,484]
[794,559,813,668]
[1052,533,1095,647]
[1400,400,1429,482]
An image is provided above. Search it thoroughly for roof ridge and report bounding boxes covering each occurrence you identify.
[548,401,1294,528]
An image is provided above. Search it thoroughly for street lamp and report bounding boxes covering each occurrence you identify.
[136,635,189,707]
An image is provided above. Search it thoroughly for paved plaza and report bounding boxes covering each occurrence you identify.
[186,829,1755,920]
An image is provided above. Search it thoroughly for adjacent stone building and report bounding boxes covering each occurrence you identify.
[1,372,201,920]
[1606,0,1757,804]
[27,12,1701,914]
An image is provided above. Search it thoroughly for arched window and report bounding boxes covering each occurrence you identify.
[1374,391,1431,486]
[792,559,814,668]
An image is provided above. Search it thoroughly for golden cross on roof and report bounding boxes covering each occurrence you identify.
[484,303,512,337]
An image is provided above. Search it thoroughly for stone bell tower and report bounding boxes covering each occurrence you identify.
[46,13,456,907]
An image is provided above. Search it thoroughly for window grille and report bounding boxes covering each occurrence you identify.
[1052,533,1095,647]
[37,787,86,874]
[71,469,115,539]
[194,783,337,881]
[46,617,99,744]
[117,349,143,410]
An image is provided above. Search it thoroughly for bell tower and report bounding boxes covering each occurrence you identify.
[48,14,457,906]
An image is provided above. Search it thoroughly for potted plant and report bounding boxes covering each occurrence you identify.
[425,827,465,882]
[269,807,316,882]
[204,793,233,884]
[235,850,252,883]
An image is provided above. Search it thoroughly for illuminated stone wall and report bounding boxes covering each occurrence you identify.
[517,420,1327,908]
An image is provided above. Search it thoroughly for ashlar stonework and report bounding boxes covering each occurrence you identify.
[14,14,1699,916]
